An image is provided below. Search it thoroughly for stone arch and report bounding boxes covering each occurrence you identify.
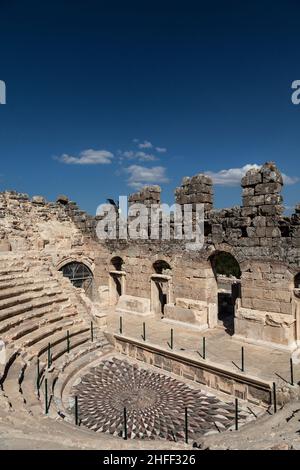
[110,256,124,271]
[153,259,172,275]
[209,251,241,280]
[56,256,94,273]
[208,251,241,335]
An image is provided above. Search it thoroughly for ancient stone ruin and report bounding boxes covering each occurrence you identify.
[0,161,300,450]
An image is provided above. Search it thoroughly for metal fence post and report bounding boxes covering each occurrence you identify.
[123,407,127,440]
[170,328,173,350]
[45,378,48,414]
[241,346,245,372]
[185,407,188,444]
[235,398,239,430]
[91,321,94,342]
[203,337,206,360]
[119,316,123,334]
[290,358,294,386]
[67,330,70,353]
[142,322,146,341]
[75,396,79,425]
[47,343,51,368]
[36,357,40,397]
[273,382,277,413]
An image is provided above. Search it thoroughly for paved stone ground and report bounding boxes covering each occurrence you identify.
[71,357,250,441]
[106,311,300,386]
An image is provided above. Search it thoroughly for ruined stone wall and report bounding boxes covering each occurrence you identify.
[0,161,300,349]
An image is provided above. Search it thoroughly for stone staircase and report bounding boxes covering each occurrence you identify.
[0,251,113,439]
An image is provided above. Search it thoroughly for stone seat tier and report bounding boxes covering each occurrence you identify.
[1,325,91,410]
[21,317,85,349]
[2,355,27,412]
[0,274,60,290]
[20,334,95,416]
[0,271,51,284]
[0,302,73,335]
[3,330,96,416]
[0,280,59,301]
[0,266,29,276]
[0,293,69,322]
[0,287,64,311]
[29,324,90,359]
[6,309,79,342]
[50,341,113,420]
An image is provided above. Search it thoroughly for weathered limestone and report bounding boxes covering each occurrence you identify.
[164,298,208,329]
[115,294,151,316]
[241,162,283,217]
[128,185,161,207]
[175,173,213,212]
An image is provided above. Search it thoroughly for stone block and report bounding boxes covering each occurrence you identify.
[241,171,262,187]
[252,298,281,313]
[116,295,151,315]
[254,182,282,195]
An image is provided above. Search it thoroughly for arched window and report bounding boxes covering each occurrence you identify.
[59,262,93,294]
[295,273,300,289]
[111,256,124,271]
[153,260,171,275]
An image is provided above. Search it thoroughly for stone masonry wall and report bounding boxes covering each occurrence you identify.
[0,161,300,349]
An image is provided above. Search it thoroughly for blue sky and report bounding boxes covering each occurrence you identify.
[0,0,300,214]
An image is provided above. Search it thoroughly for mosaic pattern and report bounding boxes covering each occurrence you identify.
[72,358,242,441]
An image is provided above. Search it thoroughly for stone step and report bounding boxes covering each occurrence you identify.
[2,356,26,412]
[0,293,70,322]
[21,334,94,415]
[19,361,42,415]
[6,309,79,342]
[0,266,27,276]
[0,275,58,290]
[0,259,44,270]
[0,288,65,311]
[0,280,59,301]
[0,302,75,336]
[21,317,84,349]
[53,343,113,420]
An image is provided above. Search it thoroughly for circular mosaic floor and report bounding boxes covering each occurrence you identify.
[71,357,245,441]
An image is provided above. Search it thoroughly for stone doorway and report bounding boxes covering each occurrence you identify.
[210,252,241,336]
[151,260,172,317]
[151,275,171,316]
[109,257,126,306]
[294,273,300,345]
[109,271,126,305]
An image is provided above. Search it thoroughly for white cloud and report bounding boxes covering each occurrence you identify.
[205,164,261,186]
[135,152,157,162]
[156,147,167,153]
[56,149,114,165]
[119,150,157,162]
[138,140,153,149]
[282,174,299,185]
[205,164,298,186]
[125,165,169,189]
[122,151,135,159]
